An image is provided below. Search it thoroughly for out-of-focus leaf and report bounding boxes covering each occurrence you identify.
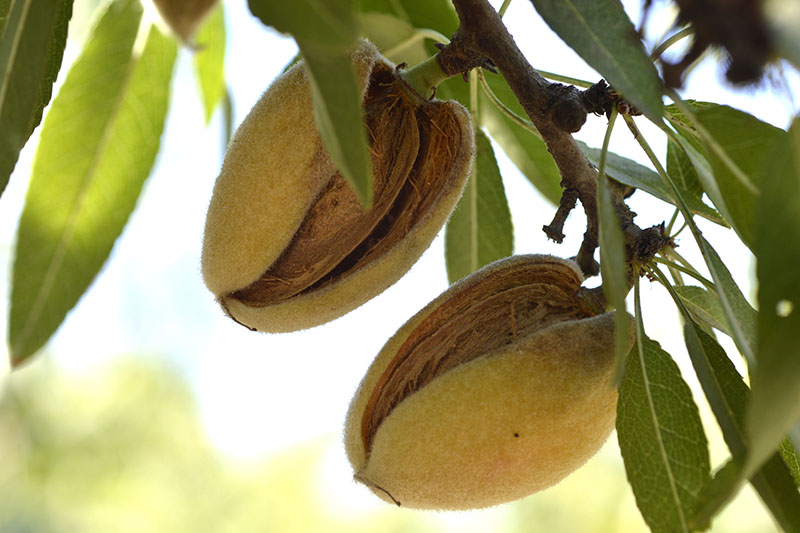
[675,285,730,336]
[692,105,785,249]
[359,0,457,38]
[765,0,800,70]
[249,0,357,49]
[222,84,232,147]
[680,321,800,532]
[529,0,663,122]
[617,334,710,533]
[361,0,460,105]
[480,74,561,204]
[0,0,72,197]
[444,130,513,283]
[359,12,427,65]
[437,74,469,110]
[193,2,225,123]
[748,116,800,475]
[692,460,740,531]
[1,0,14,35]
[247,0,372,206]
[8,4,177,366]
[580,140,725,224]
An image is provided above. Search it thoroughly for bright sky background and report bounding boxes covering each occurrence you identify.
[1,0,798,528]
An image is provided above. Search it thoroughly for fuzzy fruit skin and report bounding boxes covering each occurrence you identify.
[344,254,621,510]
[201,41,474,333]
[202,42,380,299]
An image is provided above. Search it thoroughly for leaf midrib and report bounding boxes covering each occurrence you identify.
[13,25,142,359]
[638,339,690,532]
[0,0,32,117]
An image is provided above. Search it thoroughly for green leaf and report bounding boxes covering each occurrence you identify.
[1,0,13,36]
[8,3,177,366]
[666,140,726,225]
[444,129,513,283]
[359,0,457,38]
[480,74,561,204]
[669,124,730,222]
[624,110,758,368]
[748,116,800,476]
[692,459,740,531]
[680,322,800,531]
[779,439,800,487]
[0,0,73,197]
[529,0,663,122]
[597,151,628,381]
[301,43,373,206]
[692,105,785,249]
[249,0,358,50]
[222,84,233,147]
[674,285,730,336]
[193,2,225,123]
[696,235,758,368]
[358,12,427,65]
[248,0,373,206]
[579,140,725,224]
[617,335,710,533]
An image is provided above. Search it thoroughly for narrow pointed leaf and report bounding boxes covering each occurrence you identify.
[580,140,725,224]
[779,439,800,487]
[666,140,726,225]
[248,0,372,206]
[529,0,663,122]
[222,84,232,147]
[617,335,710,533]
[1,0,14,35]
[692,460,740,531]
[692,105,785,249]
[690,119,800,525]
[445,129,513,283]
[669,125,734,226]
[674,285,730,336]
[597,167,628,379]
[681,322,800,531]
[359,12,427,65]
[358,0,458,38]
[0,0,73,197]
[480,74,561,204]
[193,2,225,123]
[9,3,177,365]
[696,235,758,367]
[748,116,800,475]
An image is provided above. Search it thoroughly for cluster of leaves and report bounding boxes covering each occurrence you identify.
[2,0,800,530]
[1,0,226,365]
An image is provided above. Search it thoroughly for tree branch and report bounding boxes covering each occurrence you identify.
[438,0,664,278]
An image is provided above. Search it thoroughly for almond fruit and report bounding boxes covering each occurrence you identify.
[201,40,474,332]
[344,254,625,510]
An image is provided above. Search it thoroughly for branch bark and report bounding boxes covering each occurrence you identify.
[437,0,657,277]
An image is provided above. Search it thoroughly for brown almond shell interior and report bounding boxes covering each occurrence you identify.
[230,62,468,307]
[230,63,418,304]
[360,259,597,455]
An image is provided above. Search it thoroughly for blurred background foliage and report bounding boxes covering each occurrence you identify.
[0,356,779,532]
[1,0,796,529]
